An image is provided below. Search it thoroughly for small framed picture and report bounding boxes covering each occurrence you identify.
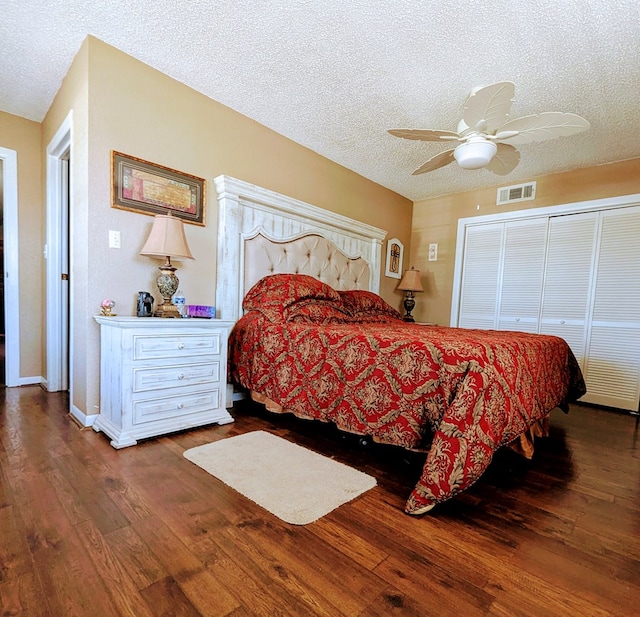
[111,151,206,226]
[385,238,404,279]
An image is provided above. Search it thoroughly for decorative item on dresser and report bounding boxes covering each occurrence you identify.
[140,213,194,318]
[93,316,235,448]
[397,266,424,322]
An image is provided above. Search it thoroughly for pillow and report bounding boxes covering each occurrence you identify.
[338,289,403,322]
[286,299,352,324]
[242,273,341,321]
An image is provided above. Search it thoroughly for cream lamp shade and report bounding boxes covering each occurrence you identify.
[140,213,194,318]
[397,267,424,293]
[397,266,423,322]
[140,213,194,260]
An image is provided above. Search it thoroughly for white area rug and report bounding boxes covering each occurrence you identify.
[183,430,377,525]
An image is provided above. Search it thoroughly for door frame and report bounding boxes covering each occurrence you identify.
[0,146,20,387]
[45,112,73,395]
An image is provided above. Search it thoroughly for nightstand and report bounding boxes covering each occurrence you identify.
[93,316,235,448]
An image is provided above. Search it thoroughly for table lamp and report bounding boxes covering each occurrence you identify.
[140,213,194,317]
[397,266,423,322]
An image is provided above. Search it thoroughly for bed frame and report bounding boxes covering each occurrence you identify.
[214,176,387,321]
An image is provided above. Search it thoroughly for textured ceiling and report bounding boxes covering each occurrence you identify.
[1,0,639,201]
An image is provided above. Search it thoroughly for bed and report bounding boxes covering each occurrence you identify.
[214,176,586,514]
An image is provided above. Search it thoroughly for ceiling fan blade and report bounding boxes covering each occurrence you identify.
[412,149,456,175]
[388,128,459,142]
[485,143,520,175]
[496,112,591,145]
[462,81,515,134]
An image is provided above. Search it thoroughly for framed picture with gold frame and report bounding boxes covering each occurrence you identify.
[111,151,206,226]
[385,237,404,279]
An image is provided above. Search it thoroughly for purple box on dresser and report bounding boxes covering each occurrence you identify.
[186,305,216,319]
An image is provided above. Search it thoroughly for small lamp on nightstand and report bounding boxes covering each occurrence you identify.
[140,213,194,318]
[397,266,424,322]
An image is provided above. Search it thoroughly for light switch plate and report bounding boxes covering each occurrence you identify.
[108,230,121,249]
[428,243,438,261]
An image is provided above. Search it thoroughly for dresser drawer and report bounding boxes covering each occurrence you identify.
[133,388,222,425]
[133,333,222,361]
[132,361,220,392]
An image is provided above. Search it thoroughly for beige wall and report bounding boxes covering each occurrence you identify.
[411,158,640,326]
[0,110,43,378]
[41,36,412,417]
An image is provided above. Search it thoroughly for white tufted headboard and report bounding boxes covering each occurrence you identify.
[214,176,387,320]
[243,232,371,293]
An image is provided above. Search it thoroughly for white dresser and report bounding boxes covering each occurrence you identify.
[93,316,236,448]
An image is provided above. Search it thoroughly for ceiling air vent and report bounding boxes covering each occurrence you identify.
[497,181,536,205]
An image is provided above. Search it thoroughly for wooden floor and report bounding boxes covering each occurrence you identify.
[1,386,639,616]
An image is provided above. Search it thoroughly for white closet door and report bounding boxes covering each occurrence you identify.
[457,223,504,330]
[539,212,598,370]
[583,206,640,410]
[498,217,548,333]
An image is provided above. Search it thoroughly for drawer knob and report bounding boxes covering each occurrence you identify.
[178,343,185,350]
[178,373,185,380]
[177,403,184,409]
[515,317,520,322]
[560,320,566,324]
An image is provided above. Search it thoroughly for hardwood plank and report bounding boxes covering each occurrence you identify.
[205,552,302,617]
[75,518,157,617]
[511,537,635,615]
[373,554,491,617]
[0,504,35,580]
[0,571,52,617]
[104,525,165,590]
[17,490,122,616]
[139,576,202,617]
[132,513,240,614]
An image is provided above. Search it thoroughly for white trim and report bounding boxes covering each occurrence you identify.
[0,146,20,387]
[451,192,640,326]
[18,375,44,386]
[70,405,98,427]
[45,112,73,395]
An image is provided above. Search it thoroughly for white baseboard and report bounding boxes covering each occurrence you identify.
[16,376,45,387]
[70,405,99,427]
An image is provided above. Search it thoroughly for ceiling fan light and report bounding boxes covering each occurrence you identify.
[454,140,497,169]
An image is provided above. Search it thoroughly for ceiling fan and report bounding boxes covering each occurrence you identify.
[388,81,590,176]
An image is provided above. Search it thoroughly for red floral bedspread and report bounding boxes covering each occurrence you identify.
[228,274,586,514]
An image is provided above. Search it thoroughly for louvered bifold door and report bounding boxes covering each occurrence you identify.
[457,223,504,330]
[497,217,548,333]
[583,206,640,411]
[539,212,598,372]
